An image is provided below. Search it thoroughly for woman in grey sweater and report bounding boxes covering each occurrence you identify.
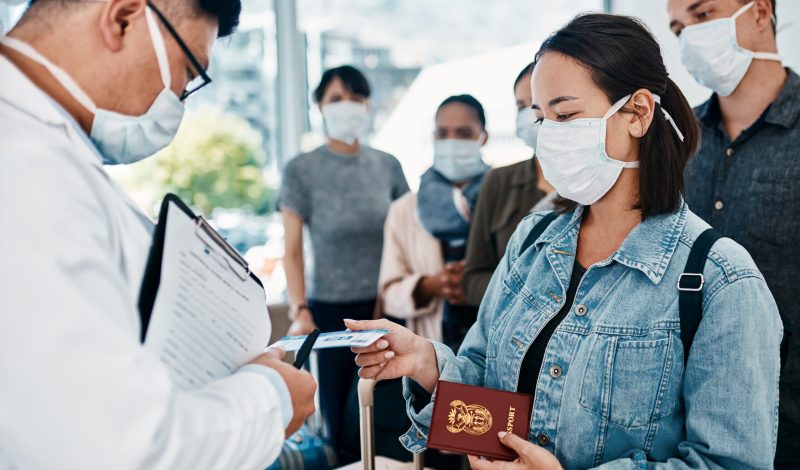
[277,65,409,459]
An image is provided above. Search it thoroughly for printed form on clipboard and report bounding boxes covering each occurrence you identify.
[138,194,271,391]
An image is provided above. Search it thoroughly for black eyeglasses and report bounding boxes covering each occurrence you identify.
[147,1,212,101]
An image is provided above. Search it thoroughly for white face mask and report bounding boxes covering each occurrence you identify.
[321,100,368,145]
[536,94,685,206]
[679,1,782,97]
[536,95,636,206]
[0,0,25,35]
[515,108,540,150]
[433,136,487,182]
[1,8,184,165]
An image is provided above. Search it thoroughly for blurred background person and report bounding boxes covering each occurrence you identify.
[667,1,798,466]
[367,94,490,469]
[378,94,489,353]
[276,64,409,461]
[462,62,555,307]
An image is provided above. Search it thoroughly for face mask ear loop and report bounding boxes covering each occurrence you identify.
[732,1,756,21]
[661,109,686,142]
[652,94,685,143]
[728,1,782,62]
[1,36,98,113]
[144,7,172,89]
[750,50,783,61]
[602,94,639,168]
[776,18,793,34]
[603,94,632,120]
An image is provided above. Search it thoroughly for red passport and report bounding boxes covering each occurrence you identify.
[426,380,533,461]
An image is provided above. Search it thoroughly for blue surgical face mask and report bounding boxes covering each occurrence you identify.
[321,100,369,145]
[433,135,489,182]
[515,108,540,150]
[1,7,185,165]
[536,94,684,206]
[679,1,782,96]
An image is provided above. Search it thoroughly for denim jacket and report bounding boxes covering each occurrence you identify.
[401,203,782,469]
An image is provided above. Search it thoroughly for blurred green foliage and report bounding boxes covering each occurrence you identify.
[117,108,273,217]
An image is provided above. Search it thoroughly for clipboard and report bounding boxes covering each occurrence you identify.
[138,193,264,342]
[137,194,273,390]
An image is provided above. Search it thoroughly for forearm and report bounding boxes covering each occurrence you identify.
[281,209,307,310]
[283,250,306,308]
[409,338,440,393]
[381,274,438,319]
[412,275,440,308]
[400,339,463,451]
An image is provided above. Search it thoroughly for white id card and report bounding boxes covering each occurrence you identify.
[270,329,389,352]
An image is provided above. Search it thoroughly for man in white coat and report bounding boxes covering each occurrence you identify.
[0,0,316,469]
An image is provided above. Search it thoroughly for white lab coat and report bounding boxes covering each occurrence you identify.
[0,55,288,469]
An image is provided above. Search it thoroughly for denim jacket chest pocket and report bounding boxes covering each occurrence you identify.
[578,325,681,429]
[487,258,561,361]
[490,243,683,431]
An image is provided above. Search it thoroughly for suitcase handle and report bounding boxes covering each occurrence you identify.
[357,378,424,470]
[358,378,377,470]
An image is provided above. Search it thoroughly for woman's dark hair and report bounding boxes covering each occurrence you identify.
[313,65,371,103]
[534,13,700,219]
[514,61,535,91]
[436,94,486,129]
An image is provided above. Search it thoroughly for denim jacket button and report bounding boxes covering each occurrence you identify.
[549,365,563,379]
[575,304,588,316]
[725,147,734,157]
[536,432,550,446]
[415,430,424,439]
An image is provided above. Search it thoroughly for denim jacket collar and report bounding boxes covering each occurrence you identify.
[534,202,688,285]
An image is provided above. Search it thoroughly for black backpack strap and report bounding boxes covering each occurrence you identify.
[518,212,559,257]
[678,228,723,367]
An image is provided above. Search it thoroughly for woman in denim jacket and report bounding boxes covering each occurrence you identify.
[346,13,783,470]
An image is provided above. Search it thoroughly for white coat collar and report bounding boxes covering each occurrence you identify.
[0,53,152,227]
[0,53,104,165]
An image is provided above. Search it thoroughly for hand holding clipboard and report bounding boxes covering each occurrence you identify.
[138,194,320,437]
[139,194,273,390]
[138,194,386,382]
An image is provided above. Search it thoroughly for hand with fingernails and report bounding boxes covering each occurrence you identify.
[467,432,563,470]
[345,318,440,393]
[346,317,564,469]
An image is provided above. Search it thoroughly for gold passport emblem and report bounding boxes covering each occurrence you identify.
[446,400,493,435]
